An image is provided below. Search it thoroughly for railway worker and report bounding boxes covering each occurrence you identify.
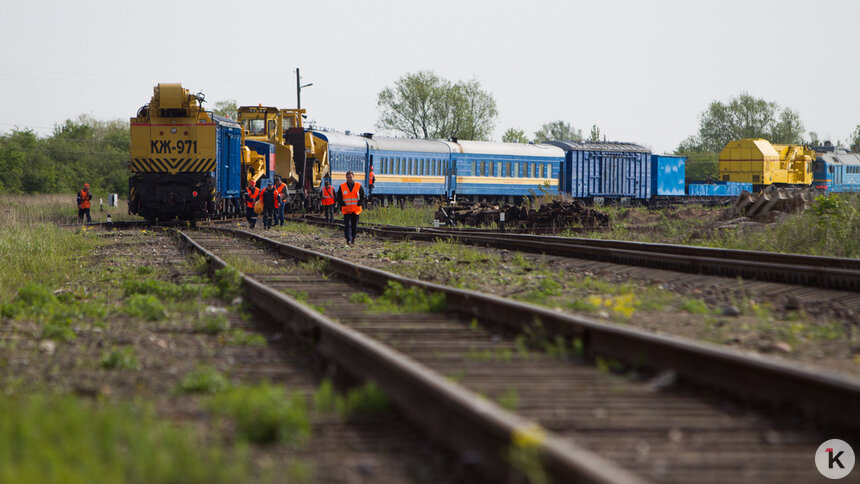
[244,180,261,229]
[321,179,336,223]
[336,170,365,245]
[368,165,375,197]
[261,181,277,230]
[273,176,287,226]
[77,183,92,223]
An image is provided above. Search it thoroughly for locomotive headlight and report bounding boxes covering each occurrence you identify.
[192,191,198,197]
[171,128,177,134]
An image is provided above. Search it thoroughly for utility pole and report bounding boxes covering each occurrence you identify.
[296,68,313,111]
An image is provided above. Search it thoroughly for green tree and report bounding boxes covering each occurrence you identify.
[589,124,601,142]
[693,92,804,152]
[533,120,582,143]
[848,125,860,152]
[213,100,238,119]
[502,128,528,143]
[376,71,497,140]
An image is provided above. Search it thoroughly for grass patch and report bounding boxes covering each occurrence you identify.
[352,281,447,313]
[360,204,437,226]
[209,382,310,445]
[1,282,108,341]
[99,347,141,370]
[123,278,216,300]
[0,392,252,484]
[193,312,231,334]
[225,329,267,346]
[175,365,231,395]
[313,379,391,421]
[121,294,166,321]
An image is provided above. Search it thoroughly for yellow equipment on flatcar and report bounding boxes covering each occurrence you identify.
[718,138,813,187]
[237,105,329,208]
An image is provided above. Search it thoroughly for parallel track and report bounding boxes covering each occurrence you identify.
[294,215,860,293]
[176,226,860,483]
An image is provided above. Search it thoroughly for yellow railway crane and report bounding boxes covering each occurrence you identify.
[718,138,814,189]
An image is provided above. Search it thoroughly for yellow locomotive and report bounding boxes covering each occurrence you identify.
[129,83,267,221]
[718,138,814,188]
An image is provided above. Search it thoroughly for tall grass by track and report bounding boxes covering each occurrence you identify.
[0,394,253,484]
[360,204,437,226]
[0,193,141,225]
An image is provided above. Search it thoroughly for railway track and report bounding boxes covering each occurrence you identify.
[292,215,860,294]
[175,226,860,483]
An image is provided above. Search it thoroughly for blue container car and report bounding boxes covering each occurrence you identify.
[547,141,652,200]
[213,115,243,203]
[651,155,685,196]
[686,181,752,196]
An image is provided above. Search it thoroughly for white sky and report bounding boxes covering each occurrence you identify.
[1,0,858,154]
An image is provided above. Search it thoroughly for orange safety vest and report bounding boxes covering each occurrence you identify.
[321,185,335,206]
[340,182,362,215]
[78,189,91,209]
[245,186,260,208]
[273,183,285,209]
[369,171,375,186]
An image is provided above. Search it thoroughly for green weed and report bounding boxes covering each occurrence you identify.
[209,382,310,445]
[122,294,166,321]
[225,329,267,346]
[214,266,242,300]
[497,388,519,410]
[193,313,231,335]
[175,365,231,395]
[99,347,140,370]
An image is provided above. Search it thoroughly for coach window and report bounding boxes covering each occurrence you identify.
[512,162,519,178]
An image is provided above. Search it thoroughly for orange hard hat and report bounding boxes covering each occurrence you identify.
[249,180,255,186]
[84,183,90,189]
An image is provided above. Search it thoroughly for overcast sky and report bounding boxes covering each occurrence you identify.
[1,0,858,153]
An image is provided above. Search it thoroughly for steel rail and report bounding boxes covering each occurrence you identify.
[174,228,647,484]
[201,225,860,430]
[296,216,860,291]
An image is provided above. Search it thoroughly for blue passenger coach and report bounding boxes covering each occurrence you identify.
[313,131,369,188]
[369,136,453,197]
[452,141,564,199]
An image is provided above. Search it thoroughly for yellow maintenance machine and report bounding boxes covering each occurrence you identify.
[718,138,813,188]
[237,105,329,208]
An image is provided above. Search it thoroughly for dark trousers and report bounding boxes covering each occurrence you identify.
[343,213,359,243]
[263,206,275,229]
[78,208,91,223]
[323,204,335,222]
[276,203,285,226]
[245,206,257,228]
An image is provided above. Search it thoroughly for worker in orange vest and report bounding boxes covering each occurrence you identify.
[244,179,261,229]
[368,165,375,197]
[273,176,287,226]
[336,170,365,245]
[77,183,92,223]
[320,179,336,223]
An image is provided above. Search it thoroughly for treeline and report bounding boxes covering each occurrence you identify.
[0,115,130,196]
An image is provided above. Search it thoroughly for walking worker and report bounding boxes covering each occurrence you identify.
[320,179,336,223]
[77,183,93,223]
[273,176,287,226]
[244,179,261,229]
[262,181,277,230]
[336,170,365,245]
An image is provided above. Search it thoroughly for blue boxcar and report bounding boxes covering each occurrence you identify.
[651,155,685,196]
[686,181,752,196]
[546,141,652,199]
[213,115,243,201]
[812,147,860,193]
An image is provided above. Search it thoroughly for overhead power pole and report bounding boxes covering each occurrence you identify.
[296,68,313,111]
